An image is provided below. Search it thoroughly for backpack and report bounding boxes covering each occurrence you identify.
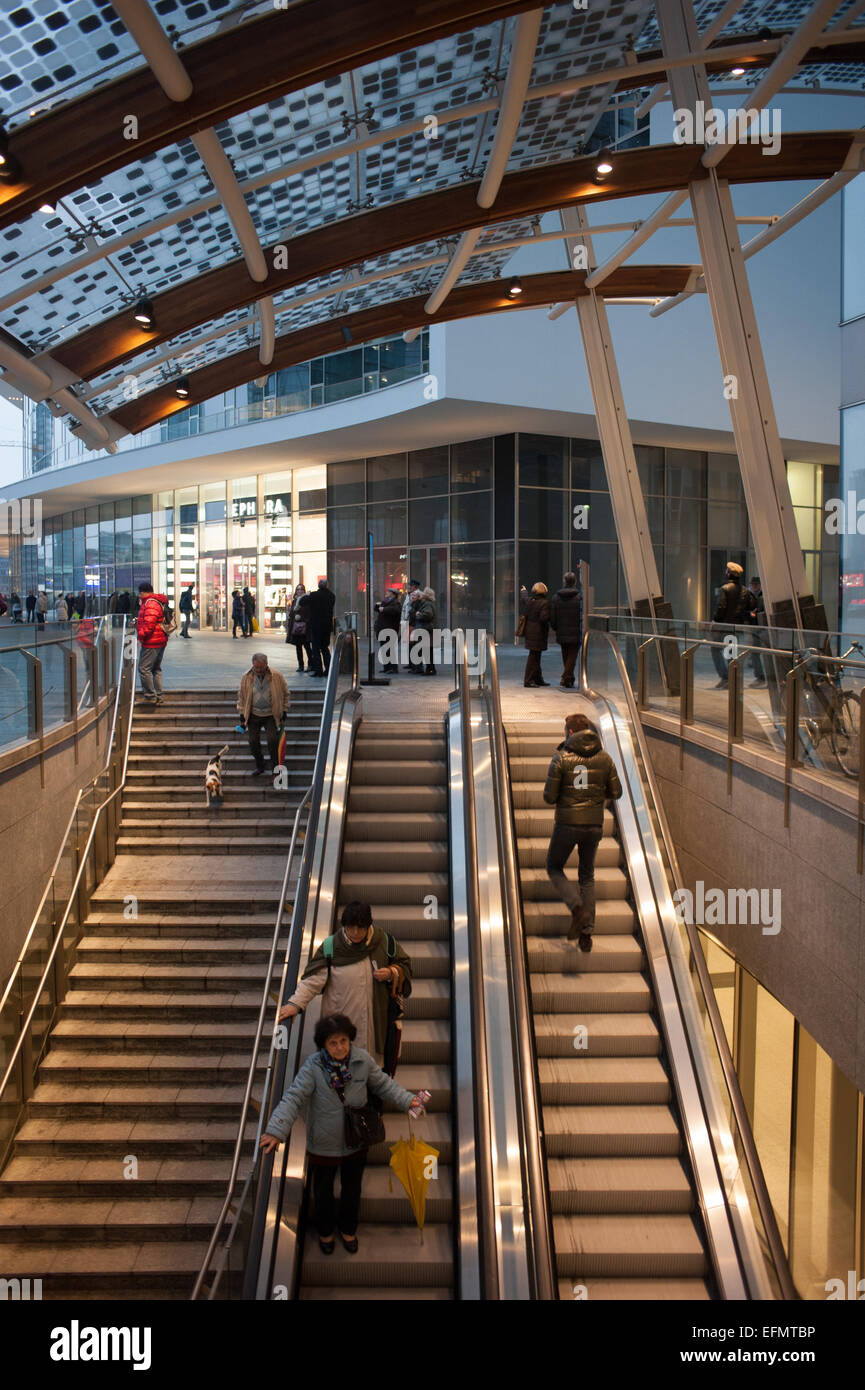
[158,599,177,637]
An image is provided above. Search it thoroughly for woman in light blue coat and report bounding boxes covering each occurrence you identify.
[261,1012,429,1255]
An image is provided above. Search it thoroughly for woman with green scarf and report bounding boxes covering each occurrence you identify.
[278,901,412,1068]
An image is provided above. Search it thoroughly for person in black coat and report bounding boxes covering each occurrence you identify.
[522,582,551,687]
[242,586,256,632]
[549,572,583,689]
[285,583,312,670]
[231,589,247,638]
[116,590,131,615]
[307,579,336,677]
[374,587,402,674]
[711,561,748,687]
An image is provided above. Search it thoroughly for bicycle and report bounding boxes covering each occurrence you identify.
[795,640,863,779]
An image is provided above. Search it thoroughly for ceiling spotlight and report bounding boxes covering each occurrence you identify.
[594,150,614,181]
[0,152,21,182]
[730,66,746,77]
[134,296,155,328]
[175,377,190,399]
[507,276,523,299]
[38,201,55,215]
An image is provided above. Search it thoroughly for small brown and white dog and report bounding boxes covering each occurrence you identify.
[204,744,229,806]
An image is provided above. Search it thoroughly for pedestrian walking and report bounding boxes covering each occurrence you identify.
[522,582,550,686]
[374,587,402,673]
[230,589,246,638]
[25,590,36,623]
[10,591,22,623]
[236,652,290,775]
[260,1012,430,1256]
[55,594,68,622]
[178,583,195,638]
[135,582,171,705]
[549,571,582,689]
[410,586,437,675]
[36,590,48,626]
[242,585,256,635]
[307,578,335,677]
[543,712,622,952]
[401,578,422,671]
[116,590,131,615]
[711,562,748,688]
[278,901,412,1068]
[285,583,312,669]
[745,576,766,687]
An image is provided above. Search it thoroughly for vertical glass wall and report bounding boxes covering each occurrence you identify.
[698,928,863,1299]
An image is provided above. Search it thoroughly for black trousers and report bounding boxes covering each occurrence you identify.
[546,824,603,927]
[288,637,312,668]
[524,649,544,685]
[310,632,331,675]
[560,643,579,686]
[247,713,280,770]
[311,1151,366,1237]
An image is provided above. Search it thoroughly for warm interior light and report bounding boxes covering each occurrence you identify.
[730,66,746,77]
[134,297,154,328]
[507,276,523,299]
[175,377,190,399]
[38,202,55,214]
[595,157,613,176]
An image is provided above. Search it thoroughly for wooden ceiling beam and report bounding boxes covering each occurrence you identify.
[52,131,856,385]
[109,264,702,433]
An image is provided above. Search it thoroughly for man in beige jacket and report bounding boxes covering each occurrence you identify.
[237,653,290,776]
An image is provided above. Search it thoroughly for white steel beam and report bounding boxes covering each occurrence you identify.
[656,0,819,627]
[635,0,748,119]
[567,205,663,613]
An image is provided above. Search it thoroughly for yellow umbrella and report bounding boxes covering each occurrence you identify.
[388,1119,440,1242]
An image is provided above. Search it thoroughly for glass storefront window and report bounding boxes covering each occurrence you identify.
[324,347,363,402]
[708,451,745,503]
[452,438,492,491]
[518,434,567,489]
[665,495,704,619]
[519,487,570,540]
[450,543,492,632]
[635,444,664,496]
[737,972,794,1246]
[520,540,569,597]
[328,460,365,507]
[409,496,449,545]
[328,506,367,548]
[842,174,865,322]
[368,502,406,546]
[571,439,607,491]
[707,503,747,549]
[367,454,406,503]
[571,491,616,544]
[409,446,449,498]
[666,448,706,499]
[452,490,491,542]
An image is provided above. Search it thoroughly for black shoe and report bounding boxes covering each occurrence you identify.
[568,903,590,940]
[338,1232,359,1254]
[249,767,265,777]
[535,679,550,687]
[578,931,593,954]
[318,1235,335,1255]
[714,679,728,689]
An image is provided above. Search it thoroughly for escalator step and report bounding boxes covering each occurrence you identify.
[539,1057,670,1106]
[518,838,621,870]
[553,1214,708,1278]
[350,760,446,787]
[556,1277,709,1301]
[300,1223,453,1288]
[360,1166,453,1222]
[530,972,651,1014]
[347,787,448,814]
[344,813,448,842]
[341,843,448,873]
[526,935,644,974]
[547,1157,694,1214]
[542,1105,681,1157]
[533,1013,660,1057]
[299,1286,453,1300]
[337,872,449,905]
[519,866,629,900]
[523,900,635,935]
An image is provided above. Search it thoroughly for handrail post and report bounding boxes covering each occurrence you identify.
[63,644,80,765]
[784,666,803,829]
[88,645,100,743]
[22,650,45,787]
[680,643,697,770]
[727,653,746,796]
[637,638,652,711]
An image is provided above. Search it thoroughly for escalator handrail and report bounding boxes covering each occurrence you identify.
[452,633,499,1298]
[582,627,797,1301]
[192,630,359,1299]
[480,635,557,1300]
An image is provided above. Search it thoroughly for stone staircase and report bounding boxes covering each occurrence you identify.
[506,719,711,1301]
[0,686,324,1299]
[297,721,454,1299]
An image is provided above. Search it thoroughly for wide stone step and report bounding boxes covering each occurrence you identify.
[538,1057,671,1106]
[51,1018,263,1052]
[533,1013,660,1057]
[542,1105,681,1158]
[120,803,306,820]
[60,990,266,1020]
[547,1158,694,1214]
[553,1214,707,1278]
[527,935,644,974]
[77,936,274,964]
[38,1049,266,1085]
[89,891,284,913]
[531,972,651,1014]
[27,1081,251,1120]
[115,835,293,855]
[0,1155,234,1197]
[82,914,278,939]
[69,962,271,992]
[126,753,315,767]
[13,1117,257,1158]
[0,1195,224,1244]
[0,1240,213,1293]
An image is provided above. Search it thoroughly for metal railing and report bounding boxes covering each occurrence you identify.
[626,625,865,863]
[0,620,123,763]
[191,630,360,1300]
[583,628,797,1300]
[0,617,135,1171]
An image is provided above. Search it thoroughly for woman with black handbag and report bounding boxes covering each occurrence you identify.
[260,1013,429,1254]
[285,583,312,671]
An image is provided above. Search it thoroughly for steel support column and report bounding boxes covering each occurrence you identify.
[567,206,666,621]
[656,0,826,631]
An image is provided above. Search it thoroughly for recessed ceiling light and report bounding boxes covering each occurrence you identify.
[731,66,746,77]
[38,202,55,215]
[595,150,614,179]
[134,297,155,329]
[507,276,523,299]
[175,377,190,399]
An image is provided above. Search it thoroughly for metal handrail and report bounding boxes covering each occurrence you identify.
[0,620,135,1120]
[582,627,797,1300]
[190,784,312,1300]
[193,630,360,1299]
[453,632,499,1298]
[480,635,556,1300]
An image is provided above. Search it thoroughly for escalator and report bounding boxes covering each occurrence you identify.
[507,717,711,1298]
